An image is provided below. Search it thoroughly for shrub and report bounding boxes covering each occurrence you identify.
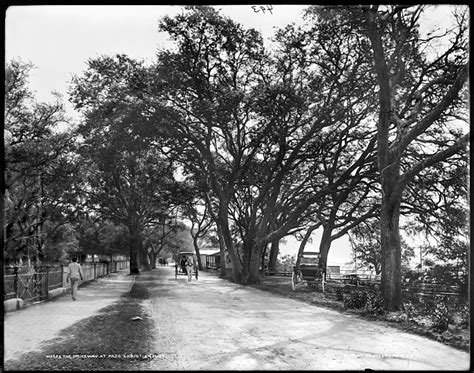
[452,304,470,329]
[403,301,418,320]
[431,300,450,332]
[365,289,385,315]
[343,289,368,309]
[343,287,385,315]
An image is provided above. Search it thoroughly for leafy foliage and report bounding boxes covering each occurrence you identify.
[350,218,415,274]
[276,254,296,273]
[4,60,78,264]
[69,54,189,272]
[42,222,79,262]
[343,287,385,315]
[343,289,368,309]
[404,235,469,299]
[431,299,450,332]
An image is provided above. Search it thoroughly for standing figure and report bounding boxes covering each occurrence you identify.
[66,256,84,301]
[186,257,194,282]
[180,255,188,275]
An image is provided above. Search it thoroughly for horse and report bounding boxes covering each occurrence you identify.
[186,261,194,282]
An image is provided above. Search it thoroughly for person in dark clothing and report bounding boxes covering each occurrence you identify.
[180,255,188,274]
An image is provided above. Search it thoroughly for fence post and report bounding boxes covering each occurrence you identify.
[45,265,49,299]
[322,272,326,294]
[33,267,38,300]
[13,266,19,298]
[61,265,65,287]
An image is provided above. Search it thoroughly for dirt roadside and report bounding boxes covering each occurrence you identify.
[246,272,470,353]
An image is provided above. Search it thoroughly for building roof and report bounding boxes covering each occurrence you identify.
[198,249,221,256]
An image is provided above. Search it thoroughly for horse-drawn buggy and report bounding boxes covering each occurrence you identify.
[291,251,325,291]
[175,251,199,281]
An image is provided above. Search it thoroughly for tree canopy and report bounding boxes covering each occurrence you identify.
[4,6,469,312]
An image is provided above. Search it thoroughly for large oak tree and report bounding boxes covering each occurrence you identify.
[360,5,469,310]
[69,55,183,274]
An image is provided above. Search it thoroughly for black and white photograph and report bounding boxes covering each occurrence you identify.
[3,4,470,370]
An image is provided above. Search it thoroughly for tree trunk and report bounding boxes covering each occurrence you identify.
[318,226,332,273]
[128,223,140,274]
[268,239,279,272]
[138,242,151,271]
[241,241,262,285]
[248,246,262,284]
[295,225,318,267]
[380,196,402,311]
[218,206,242,283]
[468,229,471,307]
[146,247,153,269]
[149,250,157,269]
[193,236,204,271]
[364,7,407,311]
[241,242,251,284]
[0,127,4,269]
[216,224,227,278]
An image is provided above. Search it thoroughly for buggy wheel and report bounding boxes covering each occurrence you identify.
[292,270,302,291]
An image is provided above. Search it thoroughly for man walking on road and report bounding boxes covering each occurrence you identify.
[66,256,84,301]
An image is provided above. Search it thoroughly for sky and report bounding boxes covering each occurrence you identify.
[5,5,461,268]
[5,5,309,114]
[5,4,459,115]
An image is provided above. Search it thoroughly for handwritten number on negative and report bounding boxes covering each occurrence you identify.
[252,5,273,14]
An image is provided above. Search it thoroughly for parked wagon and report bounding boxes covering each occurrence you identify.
[291,251,325,291]
[175,251,198,281]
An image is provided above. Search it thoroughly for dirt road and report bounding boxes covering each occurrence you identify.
[138,267,469,370]
[3,266,469,370]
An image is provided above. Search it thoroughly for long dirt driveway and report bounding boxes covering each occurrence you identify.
[139,266,469,370]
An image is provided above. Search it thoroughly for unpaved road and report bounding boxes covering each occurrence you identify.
[3,266,469,370]
[138,267,469,370]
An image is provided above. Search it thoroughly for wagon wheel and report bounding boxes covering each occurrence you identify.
[291,269,303,291]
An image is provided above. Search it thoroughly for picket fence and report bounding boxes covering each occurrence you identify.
[3,260,129,303]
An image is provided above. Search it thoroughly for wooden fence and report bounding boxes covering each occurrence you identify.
[3,260,129,303]
[322,273,463,302]
[262,270,464,302]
